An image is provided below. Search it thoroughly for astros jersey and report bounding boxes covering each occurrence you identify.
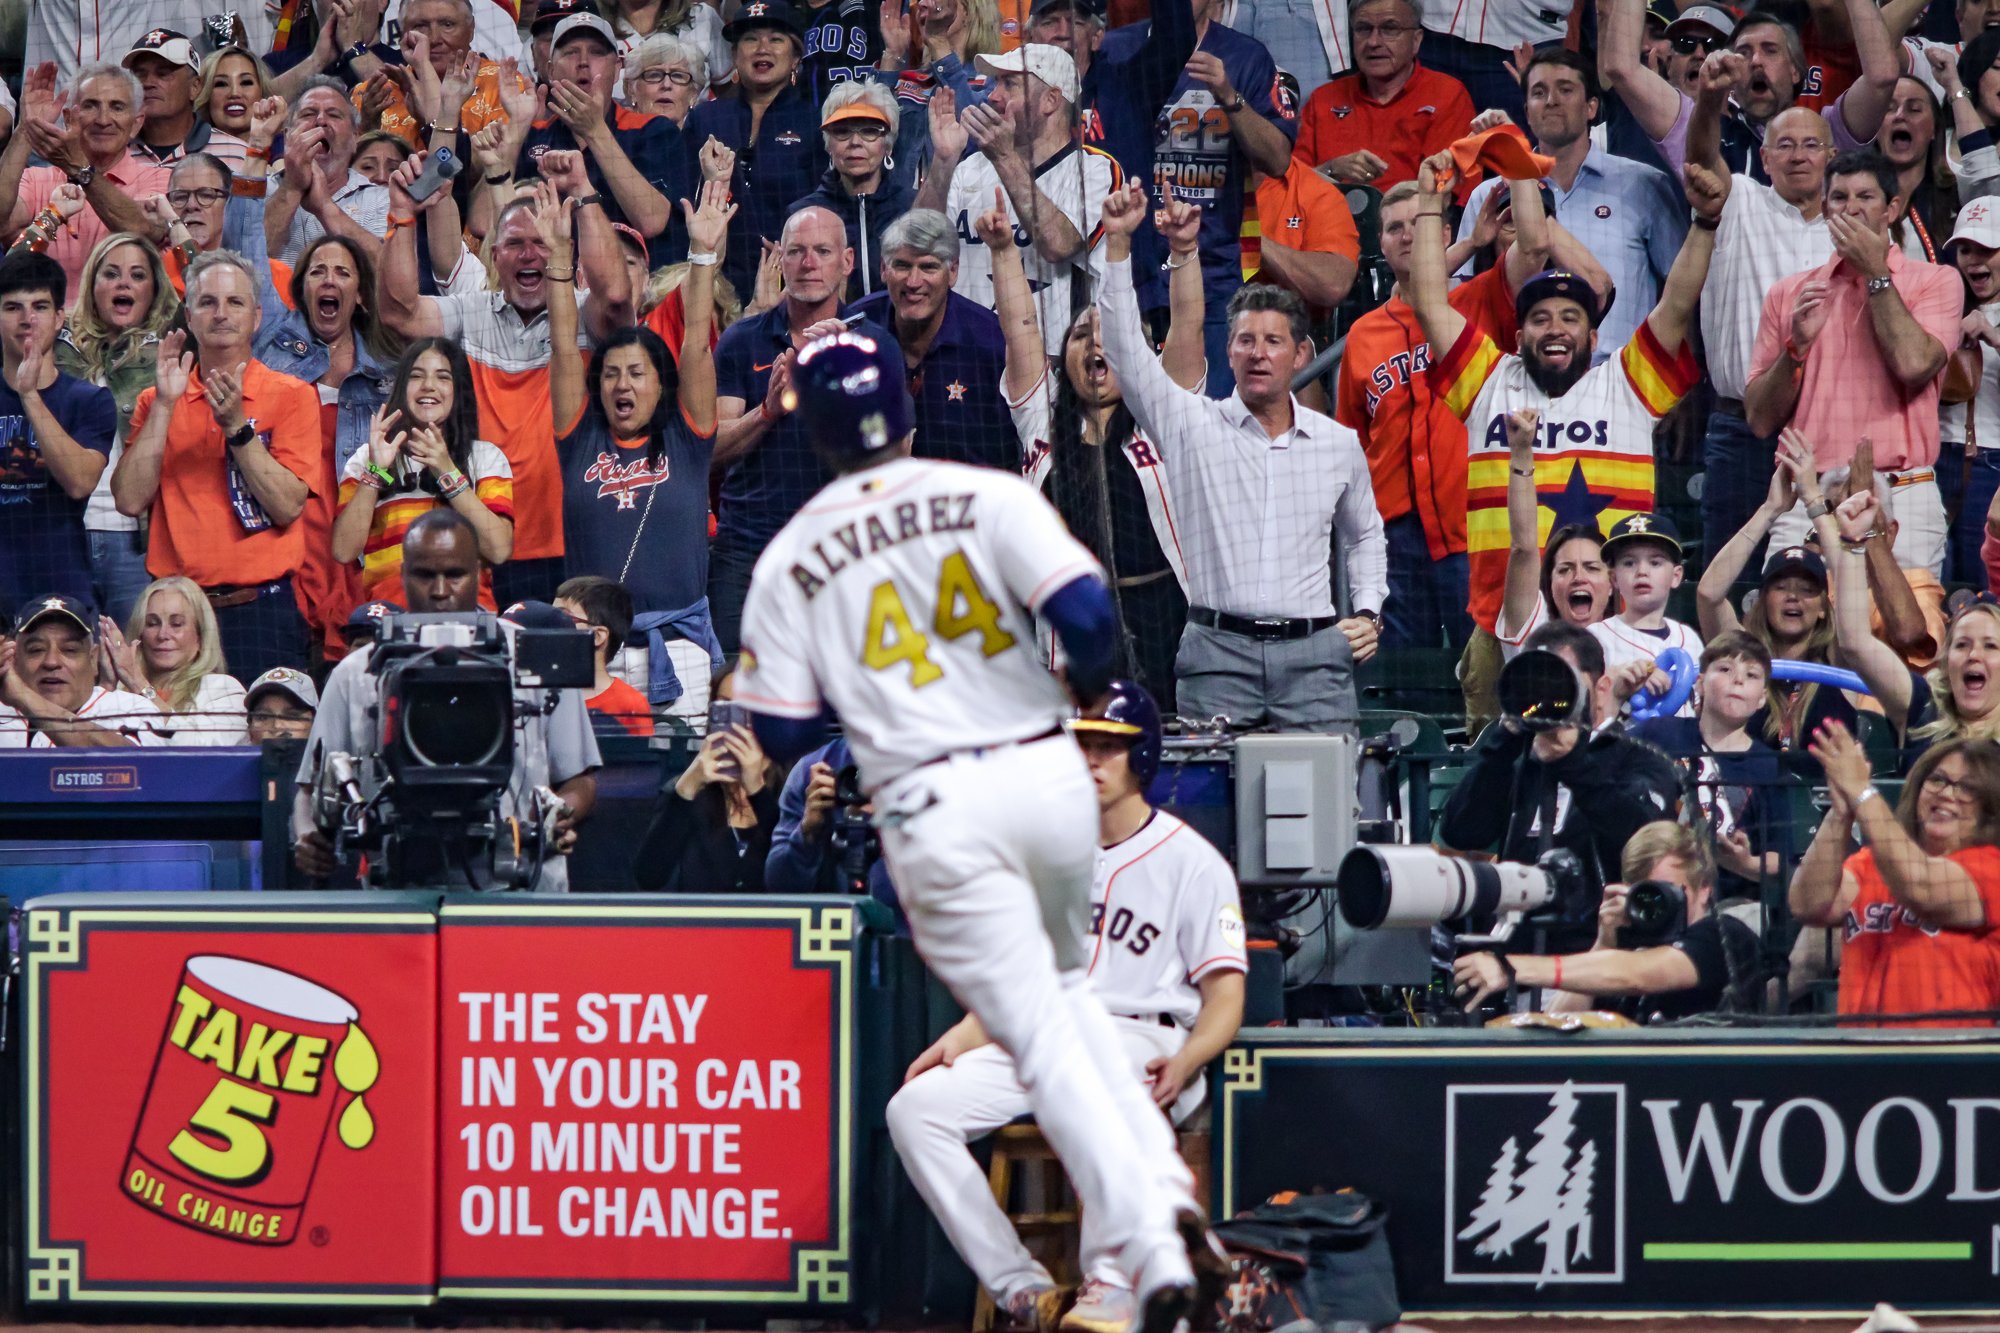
[736,456,1102,788]
[1588,616,1704,718]
[1087,810,1248,1028]
[1839,844,2000,1027]
[1429,321,1698,631]
[948,144,1121,357]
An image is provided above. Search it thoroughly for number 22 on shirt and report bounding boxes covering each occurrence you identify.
[862,550,1017,687]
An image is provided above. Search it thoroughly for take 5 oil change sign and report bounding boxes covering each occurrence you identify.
[23,896,438,1305]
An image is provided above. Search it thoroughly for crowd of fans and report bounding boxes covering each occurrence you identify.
[2,0,2000,1022]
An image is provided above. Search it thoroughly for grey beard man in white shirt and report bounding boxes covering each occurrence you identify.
[1096,179,1388,733]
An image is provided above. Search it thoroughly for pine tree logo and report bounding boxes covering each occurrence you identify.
[1445,1082,1625,1285]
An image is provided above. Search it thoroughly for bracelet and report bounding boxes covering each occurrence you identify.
[485,171,512,185]
[245,145,269,162]
[354,472,384,491]
[440,478,471,500]
[574,192,605,209]
[1510,465,1534,478]
[1416,210,1446,222]
[545,268,576,282]
[1857,786,1885,809]
[1691,213,1719,231]
[364,461,397,487]
[1785,338,1809,363]
[386,213,415,227]
[436,469,468,492]
[430,122,459,137]
[1164,250,1197,270]
[687,250,718,266]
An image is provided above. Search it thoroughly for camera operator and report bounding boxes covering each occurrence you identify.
[1438,620,1682,947]
[630,668,783,893]
[1452,820,1761,1020]
[766,733,899,912]
[291,510,601,887]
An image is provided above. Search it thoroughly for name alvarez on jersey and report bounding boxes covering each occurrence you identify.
[786,492,982,600]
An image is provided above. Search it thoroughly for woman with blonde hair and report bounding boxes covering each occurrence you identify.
[51,227,180,627]
[193,46,270,169]
[98,577,248,745]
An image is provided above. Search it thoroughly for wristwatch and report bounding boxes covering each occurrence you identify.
[1357,608,1383,631]
[1867,274,1895,296]
[1805,496,1831,520]
[65,164,94,188]
[1223,93,1247,113]
[224,422,257,450]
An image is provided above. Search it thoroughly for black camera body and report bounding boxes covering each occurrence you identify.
[1618,877,1689,949]
[828,763,879,893]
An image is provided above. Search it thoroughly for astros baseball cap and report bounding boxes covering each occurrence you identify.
[1665,4,1735,40]
[246,666,321,712]
[342,599,399,643]
[1951,198,2000,253]
[823,100,893,130]
[1644,0,1677,27]
[531,0,602,33]
[789,330,914,459]
[1600,512,1684,565]
[551,13,618,50]
[1761,544,1827,589]
[15,593,95,638]
[124,28,201,73]
[501,600,575,630]
[1515,269,1602,329]
[976,44,1080,104]
[723,0,807,42]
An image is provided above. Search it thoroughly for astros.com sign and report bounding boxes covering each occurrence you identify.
[1217,1037,2000,1315]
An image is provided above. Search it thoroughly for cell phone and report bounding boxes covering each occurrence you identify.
[407,146,463,204]
[708,701,750,779]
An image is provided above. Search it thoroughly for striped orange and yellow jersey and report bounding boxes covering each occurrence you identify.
[1428,320,1697,632]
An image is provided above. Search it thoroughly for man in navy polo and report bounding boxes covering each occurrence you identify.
[708,205,894,651]
[842,208,1019,472]
[519,13,687,266]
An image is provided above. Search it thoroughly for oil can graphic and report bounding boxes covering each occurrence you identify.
[122,955,381,1245]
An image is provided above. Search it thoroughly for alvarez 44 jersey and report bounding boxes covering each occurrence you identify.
[1087,809,1247,1027]
[736,456,1102,789]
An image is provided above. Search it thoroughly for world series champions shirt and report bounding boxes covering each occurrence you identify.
[1428,320,1697,632]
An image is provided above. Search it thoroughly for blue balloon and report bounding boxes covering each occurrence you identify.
[1770,659,1872,695]
[1629,646,1698,720]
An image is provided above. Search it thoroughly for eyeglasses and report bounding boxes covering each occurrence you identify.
[635,66,695,86]
[829,123,888,141]
[1352,21,1416,38]
[165,188,226,208]
[1769,136,1830,155]
[1671,32,1720,54]
[1921,770,1983,799]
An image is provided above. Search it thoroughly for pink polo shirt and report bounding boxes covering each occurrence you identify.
[1746,246,1962,471]
[15,150,175,293]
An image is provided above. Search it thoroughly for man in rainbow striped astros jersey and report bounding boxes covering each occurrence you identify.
[1403,147,1719,647]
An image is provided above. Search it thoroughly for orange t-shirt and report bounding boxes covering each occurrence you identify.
[363,58,521,147]
[130,361,323,586]
[588,677,656,736]
[1241,161,1359,285]
[1839,843,2000,1027]
[1293,65,1476,203]
[642,285,723,366]
[1333,269,1515,560]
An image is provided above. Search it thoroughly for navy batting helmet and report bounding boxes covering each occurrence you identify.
[1070,679,1163,789]
[787,330,914,461]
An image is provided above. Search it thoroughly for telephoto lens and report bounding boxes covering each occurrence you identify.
[1619,878,1688,948]
[1496,648,1587,730]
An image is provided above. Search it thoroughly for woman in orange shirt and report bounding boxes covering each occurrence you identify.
[1794,723,2000,1026]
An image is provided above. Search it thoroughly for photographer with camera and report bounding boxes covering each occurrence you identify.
[765,734,899,912]
[291,509,601,888]
[1451,820,1761,1020]
[630,668,783,893]
[1438,619,1682,947]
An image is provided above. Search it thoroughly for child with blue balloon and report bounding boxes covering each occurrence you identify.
[1589,512,1705,718]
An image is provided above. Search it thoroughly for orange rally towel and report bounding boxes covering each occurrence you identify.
[1447,125,1556,191]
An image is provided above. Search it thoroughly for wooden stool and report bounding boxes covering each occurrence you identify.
[967,1119,1214,1333]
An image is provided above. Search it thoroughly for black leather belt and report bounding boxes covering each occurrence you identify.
[1189,606,1338,641]
[1714,396,1746,417]
[1115,1012,1178,1028]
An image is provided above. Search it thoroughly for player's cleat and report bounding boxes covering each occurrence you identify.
[1001,1283,1075,1333]
[1059,1277,1136,1333]
[1176,1209,1232,1331]
[1137,1279,1194,1333]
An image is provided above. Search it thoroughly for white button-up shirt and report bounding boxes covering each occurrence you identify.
[1701,176,1834,401]
[1099,256,1387,620]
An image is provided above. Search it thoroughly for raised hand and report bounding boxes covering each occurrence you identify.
[763,349,796,417]
[282,124,331,193]
[928,86,966,162]
[1763,444,1798,513]
[699,135,736,184]
[497,57,537,128]
[752,238,784,310]
[7,340,45,395]
[137,194,179,239]
[469,121,511,178]
[1828,210,1889,282]
[1928,44,1963,94]
[1685,161,1728,222]
[1099,178,1149,238]
[154,330,194,402]
[960,100,1013,160]
[529,179,576,269]
[387,151,442,214]
[440,49,481,119]
[1467,183,1506,249]
[971,185,1013,248]
[1806,720,1872,805]
[1788,281,1830,355]
[1469,107,1513,133]
[1504,407,1540,457]
[46,182,87,221]
[358,70,397,130]
[878,0,909,66]
[402,29,443,123]
[404,423,453,474]
[247,94,288,150]
[1835,488,1883,545]
[548,80,599,137]
[206,363,247,431]
[1158,195,1201,254]
[1416,148,1455,199]
[682,179,737,256]
[98,616,144,691]
[367,405,406,468]
[1699,49,1746,96]
[537,147,590,197]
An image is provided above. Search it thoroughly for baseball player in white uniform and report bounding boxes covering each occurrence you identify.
[735,333,1226,1333]
[887,680,1246,1333]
